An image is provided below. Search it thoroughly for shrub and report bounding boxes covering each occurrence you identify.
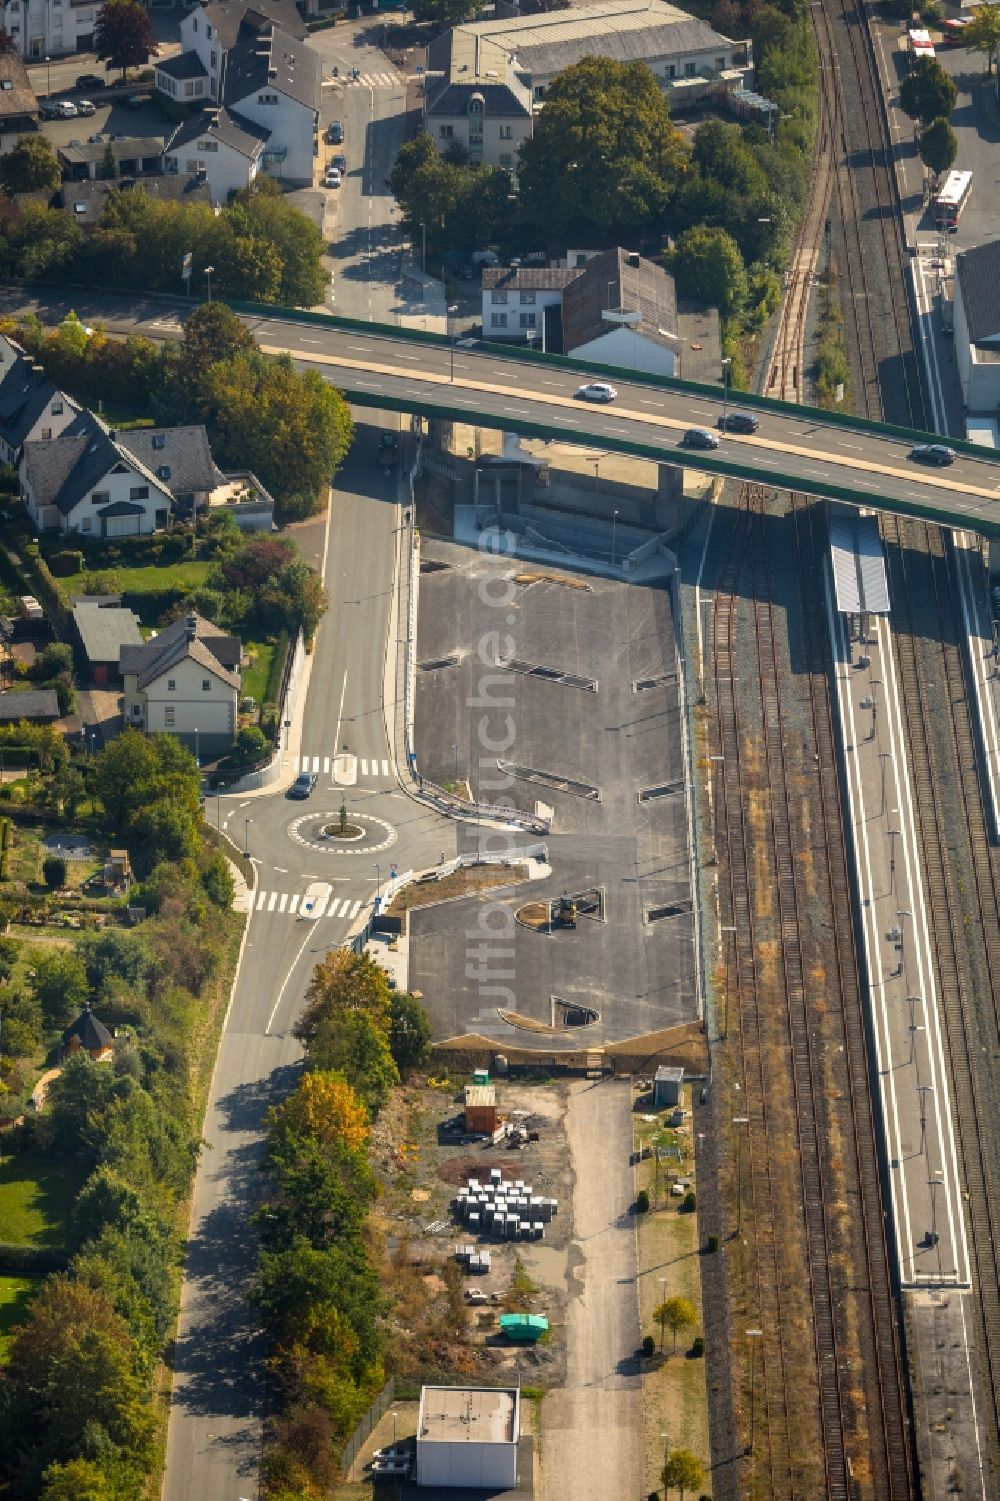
[691,1336,705,1358]
[232,725,268,765]
[635,1188,650,1214]
[642,1334,656,1359]
[48,551,84,578]
[706,1233,720,1254]
[681,1189,697,1213]
[42,854,67,889]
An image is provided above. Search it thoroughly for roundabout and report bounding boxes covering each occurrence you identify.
[288,810,398,856]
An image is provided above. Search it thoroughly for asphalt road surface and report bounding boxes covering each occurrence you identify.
[3,287,999,532]
[160,432,453,1501]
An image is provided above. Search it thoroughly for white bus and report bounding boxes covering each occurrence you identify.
[934,170,973,229]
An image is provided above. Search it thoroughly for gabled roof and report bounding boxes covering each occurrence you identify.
[155,50,210,82]
[199,0,308,49]
[0,52,38,122]
[62,1004,113,1052]
[483,265,582,291]
[563,248,679,356]
[61,174,212,226]
[223,21,321,114]
[165,105,270,161]
[0,688,60,722]
[21,409,174,517]
[117,424,222,496]
[0,353,76,454]
[73,602,144,664]
[956,240,1000,345]
[119,611,241,691]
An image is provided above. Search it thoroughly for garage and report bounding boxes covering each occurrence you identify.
[98,501,146,537]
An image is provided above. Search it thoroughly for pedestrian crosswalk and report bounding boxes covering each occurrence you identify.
[254,890,365,920]
[295,754,391,779]
[323,69,403,90]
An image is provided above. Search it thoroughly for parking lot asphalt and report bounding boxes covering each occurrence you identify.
[409,538,697,1048]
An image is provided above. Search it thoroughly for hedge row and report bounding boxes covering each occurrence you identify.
[0,1243,69,1274]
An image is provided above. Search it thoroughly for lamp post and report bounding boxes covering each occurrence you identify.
[244,817,251,858]
[204,264,215,302]
[45,55,51,97]
[907,995,923,1065]
[721,356,732,431]
[887,827,900,893]
[917,1082,934,1156]
[194,726,200,767]
[611,507,619,568]
[896,909,911,974]
[216,782,225,830]
[452,742,459,780]
[373,861,381,908]
[733,1115,749,1237]
[746,1328,763,1454]
[928,1169,943,1242]
[448,302,459,381]
[419,222,426,275]
[879,749,892,816]
[592,458,600,508]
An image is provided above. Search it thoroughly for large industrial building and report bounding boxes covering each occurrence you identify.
[416,1385,521,1489]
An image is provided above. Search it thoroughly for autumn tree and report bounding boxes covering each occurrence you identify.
[296,949,394,1042]
[662,1447,705,1500]
[0,135,62,196]
[93,0,157,80]
[267,1070,370,1153]
[656,1294,697,1353]
[964,3,1000,73]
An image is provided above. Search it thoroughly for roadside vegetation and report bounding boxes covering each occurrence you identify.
[812,267,851,409]
[1,303,354,523]
[0,730,244,1500]
[252,950,433,1497]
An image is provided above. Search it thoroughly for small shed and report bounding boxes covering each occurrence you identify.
[104,850,133,892]
[653,1065,684,1108]
[62,1004,113,1061]
[464,1083,498,1135]
[500,1313,548,1343]
[72,602,144,685]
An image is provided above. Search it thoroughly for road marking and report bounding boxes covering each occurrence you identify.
[256,891,266,911]
[361,757,368,774]
[266,920,318,1034]
[278,893,288,913]
[289,893,300,913]
[267,891,278,912]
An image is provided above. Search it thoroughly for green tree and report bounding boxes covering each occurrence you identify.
[389,991,432,1076]
[42,854,67,890]
[669,224,747,318]
[39,1458,123,1501]
[130,800,200,877]
[661,1447,705,1500]
[228,179,327,307]
[659,1294,697,1353]
[0,988,43,1057]
[412,0,483,24]
[390,132,512,259]
[179,300,256,377]
[42,1052,127,1160]
[963,2,1000,72]
[262,1131,376,1250]
[252,1236,383,1378]
[30,947,89,1028]
[919,116,958,178]
[0,135,62,195]
[899,56,957,126]
[78,928,153,994]
[518,57,687,240]
[309,1010,399,1117]
[93,0,157,79]
[295,949,394,1044]
[94,729,200,835]
[46,764,86,820]
[69,1165,158,1252]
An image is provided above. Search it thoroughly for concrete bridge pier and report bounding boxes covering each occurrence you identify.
[655,462,687,530]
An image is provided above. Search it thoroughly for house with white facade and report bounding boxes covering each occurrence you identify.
[120,610,242,755]
[155,0,319,185]
[162,106,268,202]
[0,335,82,466]
[482,248,720,380]
[20,410,175,536]
[423,32,532,173]
[0,0,99,60]
[953,239,1000,414]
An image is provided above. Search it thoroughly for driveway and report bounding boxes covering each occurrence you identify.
[537,1079,642,1501]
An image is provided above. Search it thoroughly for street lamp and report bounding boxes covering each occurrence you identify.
[611,507,619,568]
[194,726,200,767]
[216,782,225,830]
[896,909,911,973]
[419,222,426,275]
[721,356,732,431]
[452,742,459,780]
[879,749,892,816]
[45,55,51,97]
[746,1328,763,1454]
[887,827,900,893]
[244,817,251,858]
[204,264,215,302]
[448,302,459,381]
[373,861,381,908]
[917,1083,935,1156]
[592,458,600,507]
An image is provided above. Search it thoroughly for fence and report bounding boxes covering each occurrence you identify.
[340,1377,395,1477]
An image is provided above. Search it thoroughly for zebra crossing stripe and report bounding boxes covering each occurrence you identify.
[256,890,266,911]
[313,893,329,919]
[324,757,330,773]
[278,893,288,913]
[268,891,278,912]
[350,899,362,918]
[289,893,299,913]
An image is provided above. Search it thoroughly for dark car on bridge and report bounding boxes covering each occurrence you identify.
[682,428,721,450]
[718,410,760,433]
[909,443,955,466]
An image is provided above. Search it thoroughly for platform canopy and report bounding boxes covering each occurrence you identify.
[829,509,890,616]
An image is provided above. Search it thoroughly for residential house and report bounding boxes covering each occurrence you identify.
[120,610,242,754]
[0,0,100,60]
[72,601,144,685]
[20,409,175,537]
[0,336,81,466]
[162,105,269,203]
[953,239,1000,413]
[443,0,751,109]
[60,172,212,228]
[58,137,167,183]
[155,0,319,186]
[482,248,721,381]
[116,424,224,515]
[61,1004,113,1061]
[0,49,38,128]
[423,32,532,173]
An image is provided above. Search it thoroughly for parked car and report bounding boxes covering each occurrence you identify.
[371,1459,411,1477]
[465,1288,489,1304]
[323,167,342,188]
[75,72,105,91]
[471,248,499,266]
[372,1444,414,1463]
[327,119,344,143]
[331,153,346,173]
[287,771,318,799]
[38,100,62,119]
[909,443,955,466]
[575,382,617,403]
[55,100,79,118]
[125,93,144,110]
[76,100,97,116]
[682,427,721,449]
[718,410,759,433]
[88,132,105,143]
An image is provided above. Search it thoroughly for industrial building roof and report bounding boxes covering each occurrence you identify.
[563,247,679,357]
[955,239,1000,345]
[829,509,890,616]
[418,1386,518,1445]
[464,1084,496,1107]
[655,1064,684,1082]
[73,603,144,664]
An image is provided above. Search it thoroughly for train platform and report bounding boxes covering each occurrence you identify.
[949,530,1000,840]
[824,560,970,1291]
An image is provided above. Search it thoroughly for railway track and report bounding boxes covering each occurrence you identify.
[711,485,913,1499]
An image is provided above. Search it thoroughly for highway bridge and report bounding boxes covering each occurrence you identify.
[5,289,1000,533]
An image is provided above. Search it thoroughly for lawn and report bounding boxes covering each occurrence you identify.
[242,641,275,706]
[0,1151,87,1248]
[0,1274,42,1362]
[56,559,212,601]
